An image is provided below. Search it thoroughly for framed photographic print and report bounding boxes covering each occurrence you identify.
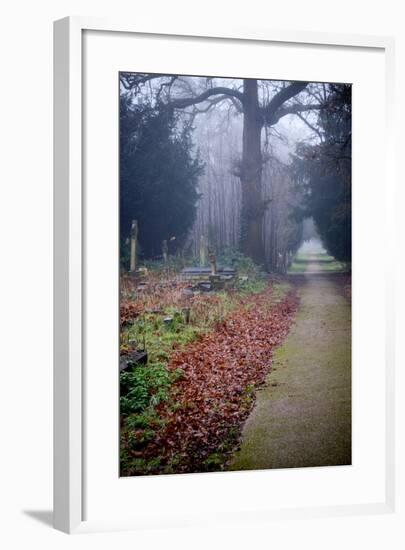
[54,17,396,533]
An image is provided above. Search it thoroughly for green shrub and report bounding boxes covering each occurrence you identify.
[120,362,178,416]
[217,248,264,280]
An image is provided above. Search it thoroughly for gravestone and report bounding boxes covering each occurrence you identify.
[208,249,217,275]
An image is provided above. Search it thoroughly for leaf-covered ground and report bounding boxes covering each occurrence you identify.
[121,283,299,476]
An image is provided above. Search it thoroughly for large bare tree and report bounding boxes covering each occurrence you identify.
[120,73,320,267]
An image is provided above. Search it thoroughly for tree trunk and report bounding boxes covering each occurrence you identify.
[240,79,266,267]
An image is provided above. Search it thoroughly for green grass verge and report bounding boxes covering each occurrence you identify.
[288,252,349,274]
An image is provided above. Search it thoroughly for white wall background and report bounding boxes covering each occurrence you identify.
[0,0,403,548]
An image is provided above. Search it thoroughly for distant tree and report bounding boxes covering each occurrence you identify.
[292,84,351,262]
[120,97,203,260]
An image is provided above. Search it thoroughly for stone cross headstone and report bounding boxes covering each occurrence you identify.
[130,220,138,273]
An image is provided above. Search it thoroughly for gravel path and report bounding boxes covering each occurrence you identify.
[230,264,351,471]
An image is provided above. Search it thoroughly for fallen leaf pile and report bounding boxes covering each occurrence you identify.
[121,284,299,475]
[120,301,144,327]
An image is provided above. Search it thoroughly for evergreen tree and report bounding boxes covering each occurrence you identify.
[292,84,351,262]
[120,97,203,262]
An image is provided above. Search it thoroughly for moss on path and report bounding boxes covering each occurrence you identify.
[230,267,351,471]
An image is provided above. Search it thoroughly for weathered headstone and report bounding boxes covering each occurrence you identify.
[163,316,173,327]
[182,307,190,324]
[209,274,224,290]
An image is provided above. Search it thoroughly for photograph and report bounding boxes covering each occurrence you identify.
[119,72,352,477]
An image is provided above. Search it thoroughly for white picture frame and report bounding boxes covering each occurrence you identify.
[54,16,396,534]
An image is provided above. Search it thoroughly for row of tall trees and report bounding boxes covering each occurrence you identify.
[263,159,304,272]
[187,111,305,272]
[188,108,242,256]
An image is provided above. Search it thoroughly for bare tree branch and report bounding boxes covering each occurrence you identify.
[120,73,167,90]
[156,76,177,100]
[261,82,309,124]
[272,103,323,124]
[168,87,245,109]
[294,112,324,141]
[190,95,237,114]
